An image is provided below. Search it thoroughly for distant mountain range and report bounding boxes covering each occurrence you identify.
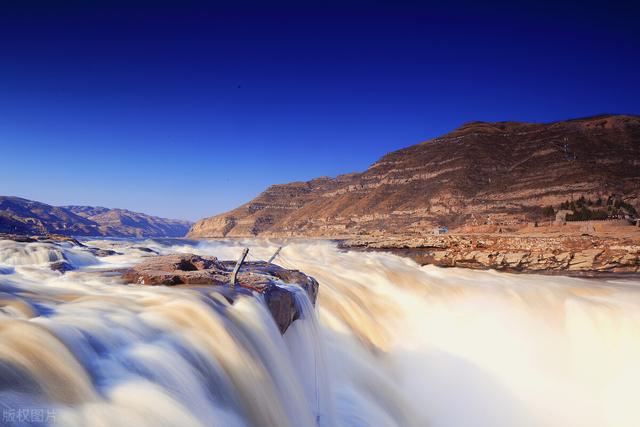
[0,196,192,238]
[188,114,640,238]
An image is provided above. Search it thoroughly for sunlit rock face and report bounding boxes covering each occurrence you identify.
[189,115,640,238]
[342,234,640,275]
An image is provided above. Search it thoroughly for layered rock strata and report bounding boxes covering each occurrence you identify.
[342,234,640,275]
[189,115,640,239]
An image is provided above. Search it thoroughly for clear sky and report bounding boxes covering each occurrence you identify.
[1,0,638,221]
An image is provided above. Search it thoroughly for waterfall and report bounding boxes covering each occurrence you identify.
[1,238,640,426]
[278,282,334,427]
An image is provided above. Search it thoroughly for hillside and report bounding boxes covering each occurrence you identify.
[189,114,640,238]
[0,197,192,238]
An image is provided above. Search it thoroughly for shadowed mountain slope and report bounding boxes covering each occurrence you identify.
[0,196,192,238]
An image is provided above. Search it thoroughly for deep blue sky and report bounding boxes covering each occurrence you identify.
[1,0,638,220]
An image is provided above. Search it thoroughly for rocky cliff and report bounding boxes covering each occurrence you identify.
[189,114,640,238]
[0,196,192,238]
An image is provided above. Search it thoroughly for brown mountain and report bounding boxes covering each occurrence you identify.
[0,196,192,238]
[64,205,193,238]
[188,114,640,239]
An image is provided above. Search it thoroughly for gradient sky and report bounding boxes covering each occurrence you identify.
[1,0,638,221]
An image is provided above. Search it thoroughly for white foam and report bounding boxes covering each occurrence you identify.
[1,238,639,426]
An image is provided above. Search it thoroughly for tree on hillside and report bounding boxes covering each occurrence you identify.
[542,206,555,217]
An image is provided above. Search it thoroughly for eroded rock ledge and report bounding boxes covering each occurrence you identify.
[119,254,319,333]
[342,234,640,276]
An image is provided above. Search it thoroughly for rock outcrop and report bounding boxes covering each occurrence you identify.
[0,196,192,238]
[119,254,319,333]
[189,114,640,238]
[343,234,640,275]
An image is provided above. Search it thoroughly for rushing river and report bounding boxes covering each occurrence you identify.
[1,238,639,427]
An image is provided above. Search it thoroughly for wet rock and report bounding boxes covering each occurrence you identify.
[88,248,120,257]
[35,235,84,246]
[50,261,75,273]
[133,246,159,254]
[121,254,226,286]
[263,285,297,334]
[119,254,319,333]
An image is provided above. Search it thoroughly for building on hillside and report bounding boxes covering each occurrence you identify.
[554,210,574,225]
[431,226,448,235]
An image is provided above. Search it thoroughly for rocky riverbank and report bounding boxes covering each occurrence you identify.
[342,234,640,276]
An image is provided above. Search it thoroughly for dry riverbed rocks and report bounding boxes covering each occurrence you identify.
[343,234,640,275]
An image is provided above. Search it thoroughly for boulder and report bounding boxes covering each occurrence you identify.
[88,248,120,257]
[120,254,226,286]
[133,246,159,254]
[50,261,75,273]
[119,254,319,333]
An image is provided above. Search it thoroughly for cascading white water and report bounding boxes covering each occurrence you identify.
[1,238,639,427]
